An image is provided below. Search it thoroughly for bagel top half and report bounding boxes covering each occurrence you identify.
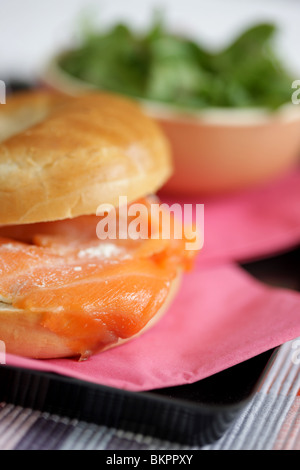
[0,90,172,225]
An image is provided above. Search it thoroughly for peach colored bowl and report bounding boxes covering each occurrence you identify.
[42,57,300,195]
[146,104,300,195]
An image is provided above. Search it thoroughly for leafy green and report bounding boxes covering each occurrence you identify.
[58,17,292,110]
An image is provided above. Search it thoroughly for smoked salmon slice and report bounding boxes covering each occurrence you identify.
[0,198,196,359]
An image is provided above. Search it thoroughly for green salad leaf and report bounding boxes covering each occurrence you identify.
[58,17,292,110]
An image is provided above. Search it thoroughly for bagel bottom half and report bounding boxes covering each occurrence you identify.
[0,272,181,360]
[0,198,195,360]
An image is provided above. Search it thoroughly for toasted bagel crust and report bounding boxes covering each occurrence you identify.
[0,91,172,225]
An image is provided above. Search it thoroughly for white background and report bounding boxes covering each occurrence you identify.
[0,0,300,81]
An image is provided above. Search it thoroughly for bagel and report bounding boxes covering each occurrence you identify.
[0,90,172,225]
[0,90,195,360]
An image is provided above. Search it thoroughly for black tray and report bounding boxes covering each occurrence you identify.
[0,347,276,447]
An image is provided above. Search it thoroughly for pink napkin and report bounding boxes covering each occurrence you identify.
[5,169,300,391]
[161,168,300,264]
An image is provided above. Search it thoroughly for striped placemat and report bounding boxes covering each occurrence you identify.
[0,338,299,450]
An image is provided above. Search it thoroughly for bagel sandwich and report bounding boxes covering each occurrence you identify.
[0,90,196,360]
